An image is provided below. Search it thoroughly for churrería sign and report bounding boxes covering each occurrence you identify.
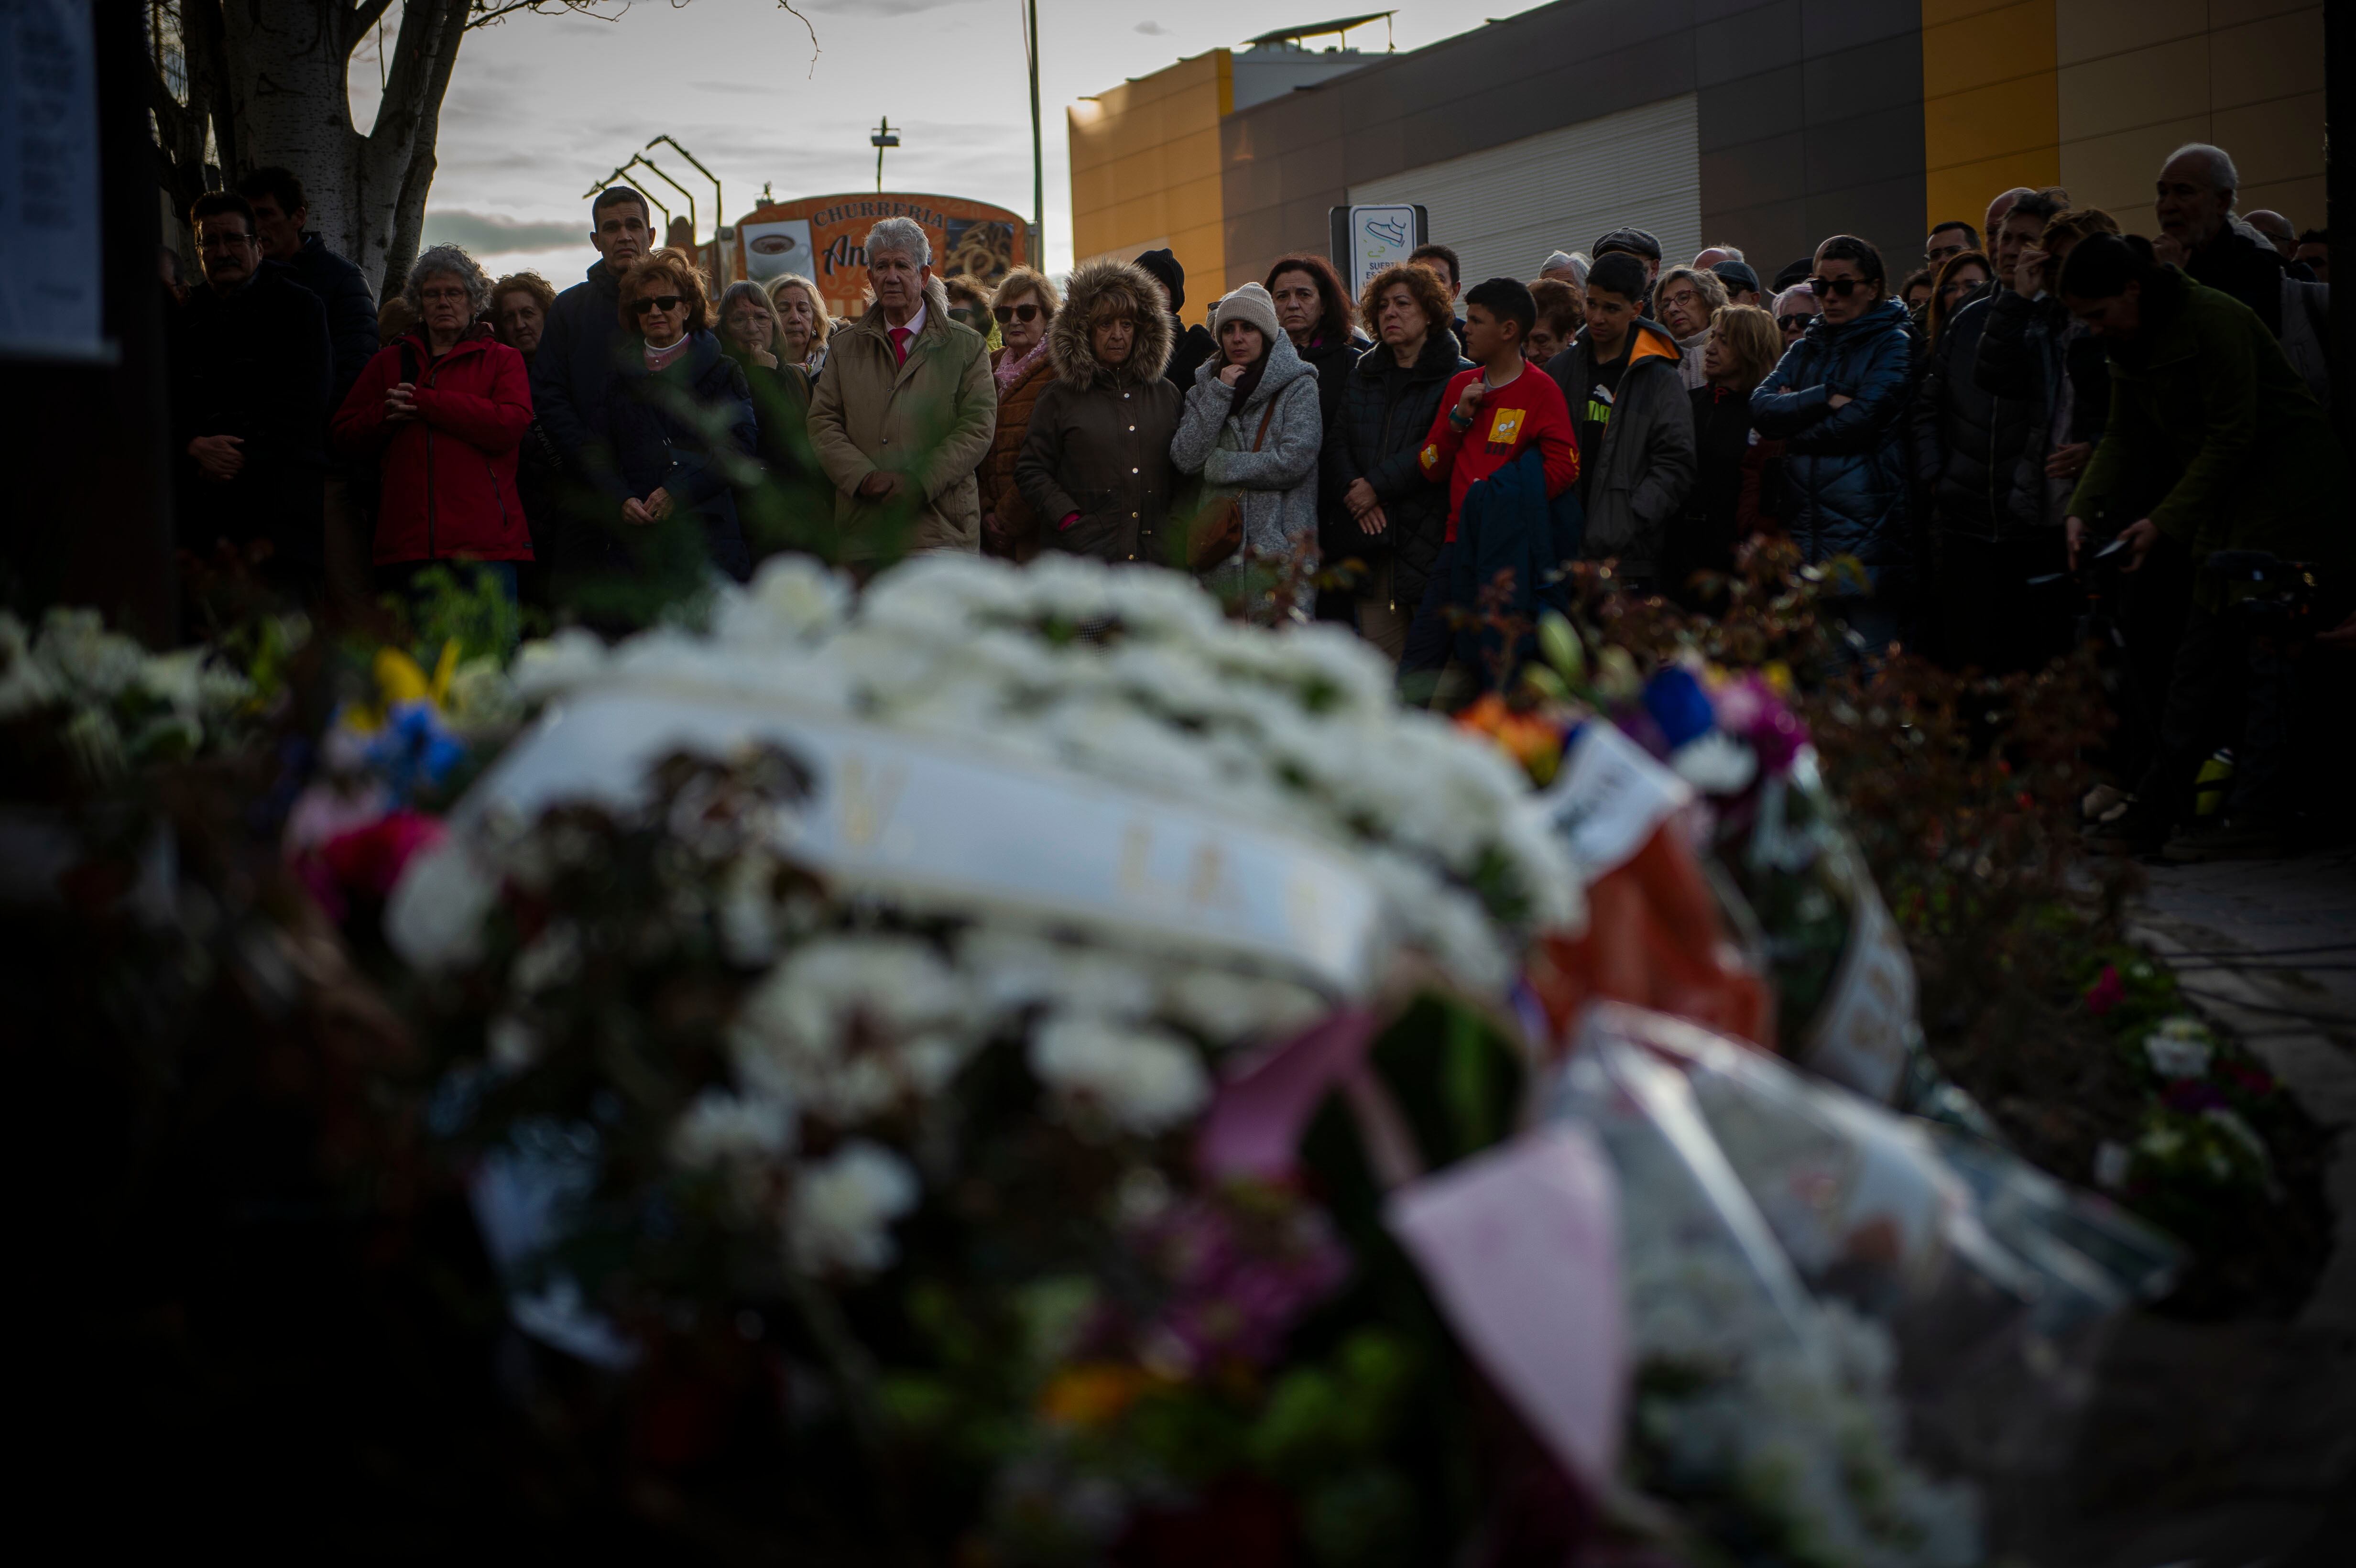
[732,192,1029,322]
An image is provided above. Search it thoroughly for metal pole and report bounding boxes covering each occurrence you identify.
[627,154,699,243]
[1025,0,1043,262]
[647,135,728,283]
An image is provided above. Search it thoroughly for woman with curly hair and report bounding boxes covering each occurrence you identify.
[1321,260,1471,657]
[333,242,533,606]
[599,249,758,583]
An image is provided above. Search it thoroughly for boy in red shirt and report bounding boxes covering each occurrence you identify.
[1404,277,1580,689]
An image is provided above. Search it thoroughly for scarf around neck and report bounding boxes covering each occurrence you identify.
[994,337,1049,392]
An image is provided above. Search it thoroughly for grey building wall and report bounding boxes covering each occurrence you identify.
[1220,0,1928,294]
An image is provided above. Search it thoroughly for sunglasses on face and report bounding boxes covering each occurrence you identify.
[1778,315,1810,333]
[992,303,1041,324]
[1805,274,1867,297]
[630,294,684,316]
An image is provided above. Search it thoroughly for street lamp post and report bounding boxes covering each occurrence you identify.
[871,117,900,195]
[1024,0,1043,262]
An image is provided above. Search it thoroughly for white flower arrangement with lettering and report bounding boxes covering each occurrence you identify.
[394,555,1578,1289]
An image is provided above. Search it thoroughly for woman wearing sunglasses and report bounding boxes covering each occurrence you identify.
[1750,235,1919,653]
[977,266,1062,559]
[600,249,759,583]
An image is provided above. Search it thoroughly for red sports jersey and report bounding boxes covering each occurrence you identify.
[1418,364,1581,542]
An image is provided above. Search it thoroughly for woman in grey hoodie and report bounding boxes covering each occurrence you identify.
[1170,281,1323,619]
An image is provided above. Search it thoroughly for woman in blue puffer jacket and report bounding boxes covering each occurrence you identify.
[1751,235,1917,650]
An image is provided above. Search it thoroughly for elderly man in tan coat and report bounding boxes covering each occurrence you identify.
[807,217,997,564]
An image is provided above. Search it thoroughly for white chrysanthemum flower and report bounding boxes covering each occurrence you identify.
[35,607,145,704]
[958,928,1158,1019]
[0,611,61,719]
[447,656,524,730]
[386,838,501,972]
[513,628,609,700]
[787,1139,919,1274]
[718,554,852,646]
[1157,967,1328,1045]
[672,1088,797,1169]
[1027,1014,1209,1136]
[2142,1016,2214,1080]
[729,936,981,1122]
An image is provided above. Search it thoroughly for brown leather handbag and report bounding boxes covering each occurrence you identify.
[1187,397,1280,574]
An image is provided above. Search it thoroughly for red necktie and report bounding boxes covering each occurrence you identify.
[889,326,911,366]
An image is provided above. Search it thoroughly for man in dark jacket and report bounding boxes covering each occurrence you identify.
[1912,198,2074,673]
[169,192,333,589]
[2155,143,2288,335]
[2063,236,2352,860]
[237,167,378,400]
[238,166,383,617]
[1135,249,1216,392]
[1542,252,1695,590]
[529,187,654,576]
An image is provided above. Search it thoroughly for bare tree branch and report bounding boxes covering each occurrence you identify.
[351,0,398,38]
[778,0,819,75]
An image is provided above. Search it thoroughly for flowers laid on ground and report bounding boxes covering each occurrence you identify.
[0,607,256,785]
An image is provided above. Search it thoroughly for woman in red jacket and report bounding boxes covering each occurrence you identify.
[334,244,533,611]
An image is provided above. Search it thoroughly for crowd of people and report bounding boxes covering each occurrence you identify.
[164,141,2345,861]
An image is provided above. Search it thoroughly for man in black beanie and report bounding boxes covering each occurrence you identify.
[1135,248,1216,389]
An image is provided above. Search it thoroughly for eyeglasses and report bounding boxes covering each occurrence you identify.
[198,231,255,251]
[630,294,685,316]
[1777,314,1811,334]
[993,303,1042,324]
[1805,274,1870,297]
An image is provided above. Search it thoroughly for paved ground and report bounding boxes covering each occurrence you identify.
[2031,847,2356,1568]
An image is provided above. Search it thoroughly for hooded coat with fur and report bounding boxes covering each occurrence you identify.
[1014,259,1182,564]
[807,274,997,558]
[1169,319,1323,576]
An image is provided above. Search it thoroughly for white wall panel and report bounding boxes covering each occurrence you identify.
[1350,95,1702,286]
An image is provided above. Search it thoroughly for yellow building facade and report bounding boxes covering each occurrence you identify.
[1068,52,1234,305]
[1923,0,2326,231]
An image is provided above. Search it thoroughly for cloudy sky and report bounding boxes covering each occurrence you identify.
[385,0,1532,287]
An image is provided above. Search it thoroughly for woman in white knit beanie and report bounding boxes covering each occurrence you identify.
[1169,281,1325,620]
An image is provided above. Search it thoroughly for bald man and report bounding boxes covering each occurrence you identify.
[1984,186,2035,240]
[2245,209,2296,259]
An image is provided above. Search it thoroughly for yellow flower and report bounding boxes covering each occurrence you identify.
[1038,1363,1154,1429]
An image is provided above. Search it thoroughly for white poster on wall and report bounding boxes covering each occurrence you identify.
[0,0,106,362]
[740,217,815,281]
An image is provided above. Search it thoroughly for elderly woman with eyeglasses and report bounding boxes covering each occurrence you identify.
[595,248,758,583]
[977,266,1062,558]
[333,241,534,606]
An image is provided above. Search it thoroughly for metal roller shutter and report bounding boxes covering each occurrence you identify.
[1349,94,1702,287]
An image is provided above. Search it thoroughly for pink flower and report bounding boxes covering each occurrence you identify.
[2084,964,2124,1016]
[318,809,448,904]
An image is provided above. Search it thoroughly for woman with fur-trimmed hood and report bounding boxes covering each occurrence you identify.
[1013,257,1182,564]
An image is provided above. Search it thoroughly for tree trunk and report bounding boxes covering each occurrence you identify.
[199,0,467,299]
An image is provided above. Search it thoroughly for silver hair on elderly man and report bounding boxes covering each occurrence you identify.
[403,243,491,318]
[863,216,931,269]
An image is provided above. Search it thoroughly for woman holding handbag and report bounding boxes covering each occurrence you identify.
[1170,282,1323,621]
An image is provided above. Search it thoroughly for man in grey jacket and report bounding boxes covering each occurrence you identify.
[1541,252,1695,589]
